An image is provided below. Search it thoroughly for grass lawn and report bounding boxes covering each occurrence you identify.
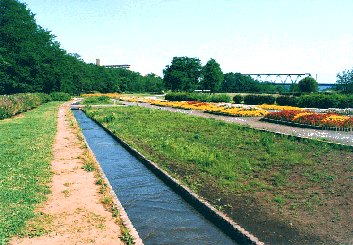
[80,95,123,106]
[121,93,157,97]
[0,102,61,244]
[84,105,353,243]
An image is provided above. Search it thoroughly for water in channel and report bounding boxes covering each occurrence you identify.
[73,110,237,245]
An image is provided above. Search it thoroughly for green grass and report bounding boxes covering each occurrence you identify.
[81,95,115,106]
[0,102,61,244]
[83,105,353,240]
[85,106,339,193]
[122,93,156,97]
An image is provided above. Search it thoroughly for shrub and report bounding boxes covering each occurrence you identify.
[244,95,276,105]
[276,96,299,107]
[298,77,318,93]
[279,92,302,97]
[0,93,43,120]
[81,95,113,105]
[208,94,232,103]
[49,92,71,101]
[164,92,231,103]
[297,93,353,109]
[34,93,52,103]
[233,94,243,104]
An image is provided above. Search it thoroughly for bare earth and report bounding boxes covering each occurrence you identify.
[10,104,124,245]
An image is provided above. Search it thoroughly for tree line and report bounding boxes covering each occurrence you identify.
[163,56,353,94]
[163,56,288,93]
[0,0,163,95]
[2,0,352,96]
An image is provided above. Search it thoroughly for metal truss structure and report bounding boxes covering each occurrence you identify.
[242,73,312,84]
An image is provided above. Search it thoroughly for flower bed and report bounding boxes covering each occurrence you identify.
[81,93,121,98]
[123,97,269,117]
[173,101,224,111]
[120,96,156,103]
[264,110,353,131]
[150,100,175,107]
[220,107,269,117]
[257,104,304,111]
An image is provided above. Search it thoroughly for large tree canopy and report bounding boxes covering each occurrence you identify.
[298,76,318,93]
[163,56,202,92]
[0,0,163,95]
[221,72,286,93]
[335,69,353,93]
[222,72,260,92]
[0,0,57,93]
[201,58,223,93]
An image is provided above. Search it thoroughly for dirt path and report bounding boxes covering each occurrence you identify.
[10,103,125,245]
[122,101,353,146]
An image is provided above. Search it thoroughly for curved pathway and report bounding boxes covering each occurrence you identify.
[122,101,353,146]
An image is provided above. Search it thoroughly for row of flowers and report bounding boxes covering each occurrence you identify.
[85,97,353,128]
[256,104,303,111]
[89,95,353,129]
[121,97,303,110]
[81,93,121,98]
[264,110,353,128]
[120,97,310,117]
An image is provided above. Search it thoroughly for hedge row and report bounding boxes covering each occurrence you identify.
[165,92,353,109]
[0,92,71,120]
[242,95,276,105]
[276,94,353,109]
[165,92,232,103]
[49,92,72,101]
[236,94,353,109]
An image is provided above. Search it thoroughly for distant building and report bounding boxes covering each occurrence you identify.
[95,58,130,69]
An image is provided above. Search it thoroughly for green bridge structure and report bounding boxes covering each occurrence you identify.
[242,73,336,90]
[242,73,312,84]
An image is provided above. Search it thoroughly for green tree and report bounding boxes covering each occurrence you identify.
[289,83,300,93]
[144,73,164,93]
[335,69,353,93]
[0,0,165,95]
[222,73,260,92]
[163,56,202,92]
[201,58,223,93]
[298,76,318,93]
[0,0,59,94]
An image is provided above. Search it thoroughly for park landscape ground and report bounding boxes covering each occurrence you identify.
[83,98,353,244]
[1,97,353,244]
[2,102,131,245]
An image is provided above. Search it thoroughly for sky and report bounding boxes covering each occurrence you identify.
[22,0,353,83]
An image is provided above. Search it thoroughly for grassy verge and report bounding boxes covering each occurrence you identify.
[121,93,155,97]
[83,105,353,243]
[0,102,62,245]
[80,95,121,106]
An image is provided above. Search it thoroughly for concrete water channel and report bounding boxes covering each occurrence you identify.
[73,110,244,244]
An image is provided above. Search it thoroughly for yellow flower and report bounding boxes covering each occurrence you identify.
[322,115,349,122]
[292,112,313,120]
[257,104,304,111]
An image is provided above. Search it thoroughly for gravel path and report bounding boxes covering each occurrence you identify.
[122,101,353,146]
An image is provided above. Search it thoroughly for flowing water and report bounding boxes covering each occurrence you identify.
[73,110,237,245]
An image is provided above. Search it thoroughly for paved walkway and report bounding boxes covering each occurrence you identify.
[122,101,353,146]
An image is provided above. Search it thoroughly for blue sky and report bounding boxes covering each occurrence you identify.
[23,0,353,83]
